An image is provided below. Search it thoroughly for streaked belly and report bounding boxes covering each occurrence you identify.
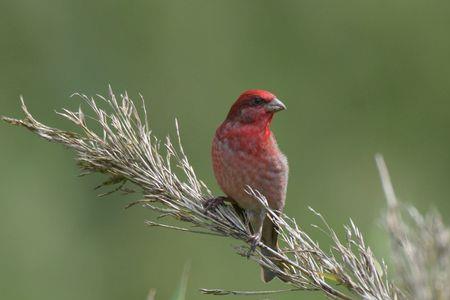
[212,139,287,210]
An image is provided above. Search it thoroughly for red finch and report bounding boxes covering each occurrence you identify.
[207,89,288,282]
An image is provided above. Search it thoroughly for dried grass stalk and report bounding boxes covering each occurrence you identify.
[376,155,450,300]
[2,88,449,299]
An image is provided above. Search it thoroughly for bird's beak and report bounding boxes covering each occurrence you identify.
[266,98,287,112]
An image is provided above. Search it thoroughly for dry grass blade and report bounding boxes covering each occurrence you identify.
[3,88,408,299]
[199,287,302,296]
[376,154,450,300]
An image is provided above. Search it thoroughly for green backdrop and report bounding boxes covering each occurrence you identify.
[1,1,450,299]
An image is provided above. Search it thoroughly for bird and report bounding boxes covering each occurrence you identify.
[206,89,288,282]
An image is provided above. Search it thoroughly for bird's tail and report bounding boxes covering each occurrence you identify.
[260,217,287,282]
[260,248,278,282]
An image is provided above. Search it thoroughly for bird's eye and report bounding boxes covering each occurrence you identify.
[252,97,264,106]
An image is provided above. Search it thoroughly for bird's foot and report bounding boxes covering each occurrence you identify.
[203,196,227,213]
[246,234,261,258]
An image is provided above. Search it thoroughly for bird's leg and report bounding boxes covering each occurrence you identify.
[246,209,266,258]
[203,196,228,212]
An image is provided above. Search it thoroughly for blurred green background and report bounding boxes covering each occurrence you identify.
[1,1,450,299]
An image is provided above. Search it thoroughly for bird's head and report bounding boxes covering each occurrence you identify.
[226,90,286,124]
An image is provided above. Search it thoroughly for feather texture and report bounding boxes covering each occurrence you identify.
[212,90,288,282]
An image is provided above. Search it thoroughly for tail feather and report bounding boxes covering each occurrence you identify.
[260,217,281,282]
[261,249,278,282]
[240,207,285,282]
